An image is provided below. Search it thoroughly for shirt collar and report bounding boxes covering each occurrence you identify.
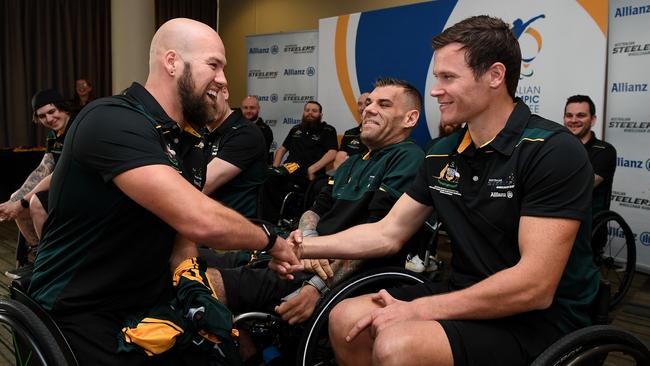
[367,139,417,159]
[215,109,242,135]
[124,82,177,130]
[584,131,596,148]
[455,98,531,156]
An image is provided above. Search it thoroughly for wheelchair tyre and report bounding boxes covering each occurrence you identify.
[296,267,427,366]
[0,299,68,366]
[591,210,636,310]
[530,325,650,366]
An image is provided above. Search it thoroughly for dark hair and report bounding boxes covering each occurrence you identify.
[373,77,423,112]
[305,100,322,113]
[431,15,521,100]
[565,95,595,116]
[73,78,95,107]
[32,100,73,123]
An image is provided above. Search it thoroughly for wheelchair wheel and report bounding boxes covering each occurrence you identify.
[0,299,68,366]
[530,325,650,366]
[296,267,427,366]
[591,210,636,310]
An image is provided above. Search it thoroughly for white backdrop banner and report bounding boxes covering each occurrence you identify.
[246,31,318,153]
[318,0,607,146]
[606,0,650,272]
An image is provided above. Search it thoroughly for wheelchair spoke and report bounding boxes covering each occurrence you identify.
[591,211,636,310]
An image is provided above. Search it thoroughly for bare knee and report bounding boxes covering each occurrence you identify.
[373,328,414,366]
[373,321,453,366]
[329,298,355,328]
[329,299,350,346]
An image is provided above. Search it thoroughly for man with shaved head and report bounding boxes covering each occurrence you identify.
[27,18,299,365]
[241,95,274,157]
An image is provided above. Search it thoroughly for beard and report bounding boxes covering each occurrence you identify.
[177,62,217,130]
[244,111,259,121]
[300,114,321,130]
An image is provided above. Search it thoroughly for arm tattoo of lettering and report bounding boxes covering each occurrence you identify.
[298,210,320,232]
[325,259,366,288]
[10,153,55,201]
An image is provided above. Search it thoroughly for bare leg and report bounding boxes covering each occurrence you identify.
[15,210,39,246]
[29,195,48,240]
[206,267,258,362]
[328,294,379,366]
[373,320,453,366]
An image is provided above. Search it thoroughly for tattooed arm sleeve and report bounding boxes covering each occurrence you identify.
[10,153,55,201]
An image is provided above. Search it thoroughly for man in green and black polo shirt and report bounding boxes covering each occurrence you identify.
[262,101,338,223]
[0,89,75,275]
[27,18,299,365]
[203,86,267,218]
[563,94,617,214]
[333,92,370,170]
[279,16,599,366]
[199,77,424,329]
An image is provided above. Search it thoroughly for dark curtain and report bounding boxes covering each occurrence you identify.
[0,0,112,148]
[155,0,218,30]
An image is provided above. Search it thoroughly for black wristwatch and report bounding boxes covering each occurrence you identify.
[261,224,278,252]
[20,198,29,208]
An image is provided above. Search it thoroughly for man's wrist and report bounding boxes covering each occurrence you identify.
[305,275,329,295]
[302,229,318,237]
[261,224,278,252]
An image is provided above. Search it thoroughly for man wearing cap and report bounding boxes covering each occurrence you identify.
[0,89,74,277]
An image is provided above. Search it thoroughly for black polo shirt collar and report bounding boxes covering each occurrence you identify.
[215,109,243,136]
[455,98,531,157]
[124,82,202,138]
[302,121,327,133]
[583,131,597,149]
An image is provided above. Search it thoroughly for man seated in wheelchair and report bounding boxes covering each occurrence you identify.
[200,77,426,329]
[275,16,600,366]
[260,100,339,224]
[26,19,300,365]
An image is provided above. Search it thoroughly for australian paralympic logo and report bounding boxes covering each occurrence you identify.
[512,14,545,79]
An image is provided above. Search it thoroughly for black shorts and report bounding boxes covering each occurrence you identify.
[55,311,189,366]
[387,282,566,366]
[200,249,310,314]
[35,190,49,211]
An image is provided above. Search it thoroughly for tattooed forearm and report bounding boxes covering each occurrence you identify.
[325,259,366,288]
[10,154,55,201]
[298,210,320,232]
